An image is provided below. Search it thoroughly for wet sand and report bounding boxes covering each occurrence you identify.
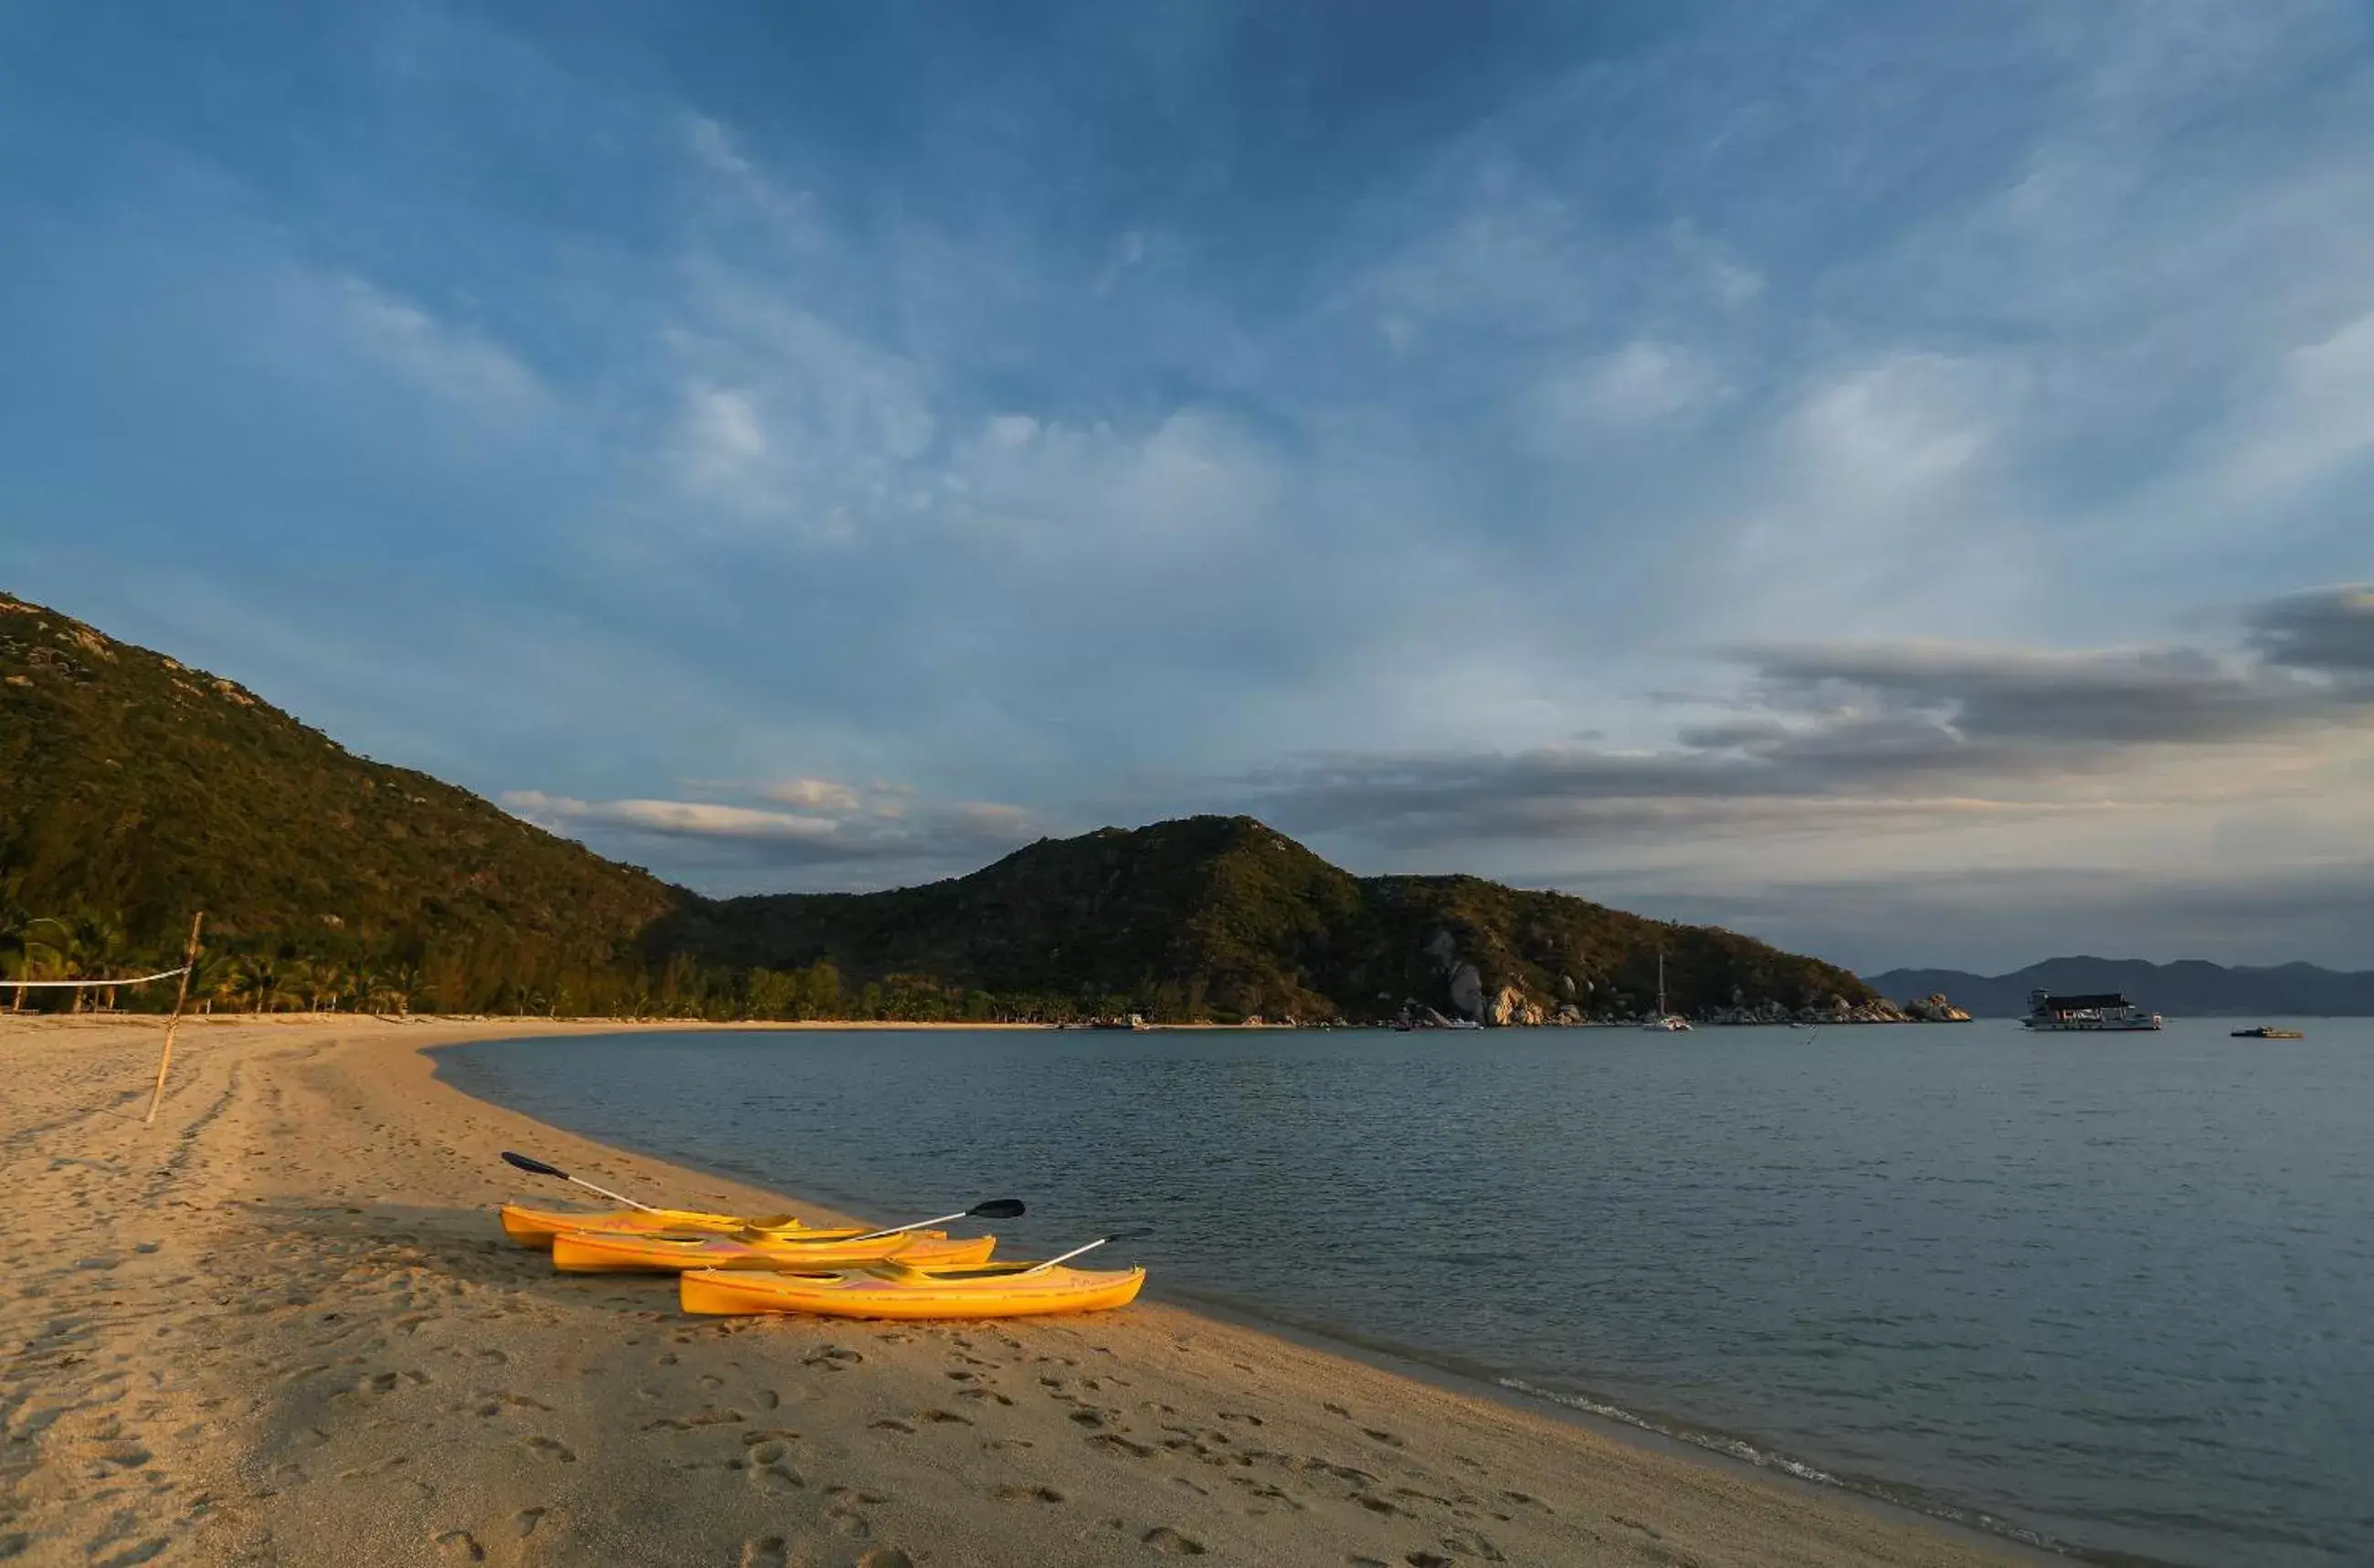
[1,1016,2029,1566]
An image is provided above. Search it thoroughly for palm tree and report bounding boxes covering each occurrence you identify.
[54,911,130,1015]
[186,948,237,1015]
[229,953,287,1014]
[290,958,343,1014]
[341,960,379,1015]
[381,962,425,1017]
[0,904,61,1013]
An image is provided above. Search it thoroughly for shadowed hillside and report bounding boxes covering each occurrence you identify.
[0,591,694,1010]
[686,816,1878,1023]
[4,588,1872,1024]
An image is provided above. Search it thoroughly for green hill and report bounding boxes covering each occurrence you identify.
[0,590,686,1011]
[1,588,1874,1023]
[691,816,1875,1023]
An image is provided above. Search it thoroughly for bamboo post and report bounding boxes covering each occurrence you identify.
[144,912,206,1127]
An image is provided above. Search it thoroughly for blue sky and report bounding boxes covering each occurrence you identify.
[5,1,2373,973]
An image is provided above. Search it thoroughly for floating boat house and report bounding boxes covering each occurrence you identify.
[2021,989,2165,1031]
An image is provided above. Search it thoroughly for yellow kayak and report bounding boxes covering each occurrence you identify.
[550,1226,996,1274]
[680,1258,1146,1320]
[500,1204,828,1247]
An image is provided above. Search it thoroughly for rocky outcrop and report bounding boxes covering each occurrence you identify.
[1900,992,1973,1022]
[1489,985,1545,1027]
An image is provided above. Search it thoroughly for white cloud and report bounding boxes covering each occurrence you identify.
[764,776,863,812]
[983,414,1039,448]
[670,381,770,496]
[947,407,1282,548]
[502,777,1044,882]
[503,791,839,843]
[1539,340,1723,431]
[2213,308,2374,502]
[296,273,548,421]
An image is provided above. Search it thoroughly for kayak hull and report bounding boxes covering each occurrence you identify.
[550,1228,993,1274]
[500,1204,825,1247]
[680,1261,1146,1320]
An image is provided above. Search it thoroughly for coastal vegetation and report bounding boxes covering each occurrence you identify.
[3,590,1874,1024]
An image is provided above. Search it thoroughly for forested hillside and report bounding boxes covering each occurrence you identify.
[3,589,1873,1024]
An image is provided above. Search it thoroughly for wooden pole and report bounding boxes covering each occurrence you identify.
[144,912,206,1128]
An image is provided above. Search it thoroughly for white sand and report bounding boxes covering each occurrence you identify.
[0,1016,2030,1566]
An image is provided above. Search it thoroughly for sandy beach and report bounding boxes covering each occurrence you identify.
[2,1016,2031,1567]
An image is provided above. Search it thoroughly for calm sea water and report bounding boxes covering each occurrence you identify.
[439,1020,2374,1567]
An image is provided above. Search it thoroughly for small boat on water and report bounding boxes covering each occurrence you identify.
[2021,989,2163,1032]
[2230,1026,2305,1039]
[1641,951,1692,1033]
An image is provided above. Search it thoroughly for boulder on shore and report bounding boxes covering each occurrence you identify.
[1901,992,1973,1022]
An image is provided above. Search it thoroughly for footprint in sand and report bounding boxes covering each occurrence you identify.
[748,1453,805,1494]
[649,1406,744,1432]
[432,1529,485,1562]
[1090,1434,1157,1459]
[512,1508,547,1539]
[805,1345,862,1370]
[473,1393,554,1417]
[740,1427,802,1448]
[1436,1529,1504,1562]
[856,1552,915,1568]
[825,1483,889,1536]
[1363,1427,1407,1447]
[991,1483,1066,1504]
[738,1536,789,1568]
[519,1436,576,1463]
[1143,1526,1207,1555]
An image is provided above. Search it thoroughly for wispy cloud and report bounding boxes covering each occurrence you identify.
[1220,584,2374,855]
[277,271,550,424]
[502,777,1043,887]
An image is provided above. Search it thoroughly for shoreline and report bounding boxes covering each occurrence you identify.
[429,1031,2077,1564]
[5,1015,2037,1566]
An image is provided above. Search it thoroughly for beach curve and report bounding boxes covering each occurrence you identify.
[1,1016,2033,1567]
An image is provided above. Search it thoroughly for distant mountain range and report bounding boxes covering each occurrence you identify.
[1867,957,2374,1017]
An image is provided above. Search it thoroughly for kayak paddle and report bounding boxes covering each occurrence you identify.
[501,1150,664,1215]
[1022,1230,1141,1276]
[853,1197,1026,1242]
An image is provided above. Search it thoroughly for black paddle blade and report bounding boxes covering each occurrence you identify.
[1101,1230,1144,1243]
[501,1151,565,1178]
[968,1198,1027,1220]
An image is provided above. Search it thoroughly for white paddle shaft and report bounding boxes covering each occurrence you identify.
[854,1208,966,1242]
[565,1173,662,1214]
[1021,1237,1114,1276]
